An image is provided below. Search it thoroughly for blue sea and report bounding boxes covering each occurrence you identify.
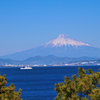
[0,66,100,100]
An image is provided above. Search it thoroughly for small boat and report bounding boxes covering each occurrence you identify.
[20,66,32,70]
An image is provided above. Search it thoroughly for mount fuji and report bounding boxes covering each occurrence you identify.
[1,34,100,60]
[45,34,90,47]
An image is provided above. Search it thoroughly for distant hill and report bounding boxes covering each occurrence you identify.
[22,55,99,65]
[0,58,18,65]
[0,55,99,66]
[1,34,100,60]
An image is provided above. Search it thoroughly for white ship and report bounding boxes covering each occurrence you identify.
[20,66,32,70]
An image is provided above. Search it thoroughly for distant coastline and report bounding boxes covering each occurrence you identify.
[0,55,100,67]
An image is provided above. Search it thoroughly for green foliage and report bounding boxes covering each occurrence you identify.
[0,74,22,100]
[55,67,100,100]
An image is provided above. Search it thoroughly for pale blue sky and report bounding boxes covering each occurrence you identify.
[0,0,100,56]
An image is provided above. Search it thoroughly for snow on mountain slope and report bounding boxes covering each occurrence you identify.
[45,34,90,47]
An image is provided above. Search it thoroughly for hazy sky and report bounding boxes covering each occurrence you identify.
[0,0,100,56]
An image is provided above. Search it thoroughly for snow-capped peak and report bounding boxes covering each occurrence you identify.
[45,34,90,47]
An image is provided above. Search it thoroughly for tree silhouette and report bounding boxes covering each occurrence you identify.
[55,67,100,100]
[0,74,22,100]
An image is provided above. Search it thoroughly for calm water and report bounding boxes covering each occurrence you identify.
[0,66,100,100]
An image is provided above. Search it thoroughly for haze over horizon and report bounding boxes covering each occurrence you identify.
[0,0,100,56]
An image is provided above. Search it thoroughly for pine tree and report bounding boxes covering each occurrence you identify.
[55,67,100,100]
[0,74,22,100]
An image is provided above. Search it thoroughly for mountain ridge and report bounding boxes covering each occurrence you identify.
[0,55,99,66]
[1,34,100,60]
